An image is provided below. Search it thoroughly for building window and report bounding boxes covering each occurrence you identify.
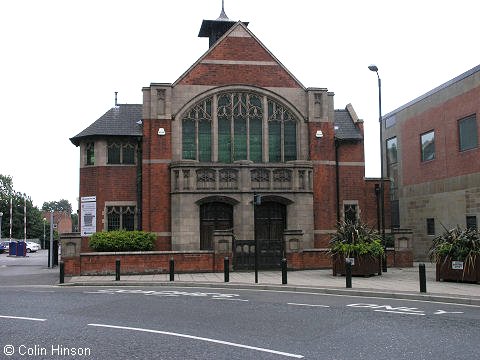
[385,115,396,129]
[182,91,298,163]
[344,204,358,223]
[420,131,435,162]
[85,142,95,166]
[106,206,135,231]
[466,216,477,230]
[426,218,435,235]
[386,137,397,165]
[108,142,136,164]
[459,114,478,152]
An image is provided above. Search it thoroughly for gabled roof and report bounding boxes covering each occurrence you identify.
[334,107,363,141]
[70,104,142,146]
[174,21,305,89]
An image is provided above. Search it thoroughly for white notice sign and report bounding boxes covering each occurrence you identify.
[81,196,96,236]
[451,261,464,270]
[345,258,355,265]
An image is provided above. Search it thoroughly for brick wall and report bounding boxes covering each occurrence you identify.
[142,117,172,248]
[401,85,480,186]
[80,165,138,233]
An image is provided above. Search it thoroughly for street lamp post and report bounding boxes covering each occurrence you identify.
[369,64,387,272]
[0,212,3,242]
[43,217,46,249]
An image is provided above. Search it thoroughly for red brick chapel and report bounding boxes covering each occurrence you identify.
[70,6,387,272]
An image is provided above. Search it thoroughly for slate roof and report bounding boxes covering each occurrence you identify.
[70,104,143,146]
[334,109,363,141]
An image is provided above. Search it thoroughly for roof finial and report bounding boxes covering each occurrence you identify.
[217,0,229,20]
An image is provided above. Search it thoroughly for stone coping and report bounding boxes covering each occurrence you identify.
[80,250,215,256]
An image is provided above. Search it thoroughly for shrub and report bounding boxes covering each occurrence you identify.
[329,220,384,258]
[89,231,156,252]
[429,225,480,270]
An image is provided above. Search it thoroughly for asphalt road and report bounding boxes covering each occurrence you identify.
[0,249,58,286]
[1,285,479,359]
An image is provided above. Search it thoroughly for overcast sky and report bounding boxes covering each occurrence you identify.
[1,0,478,211]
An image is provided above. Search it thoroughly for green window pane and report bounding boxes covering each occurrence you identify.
[86,143,95,165]
[234,115,247,161]
[218,116,231,163]
[182,120,196,160]
[108,143,120,164]
[284,121,296,161]
[122,144,135,164]
[250,117,262,162]
[198,119,211,162]
[269,121,281,162]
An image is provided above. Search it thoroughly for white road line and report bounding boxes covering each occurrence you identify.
[374,310,425,316]
[88,323,304,358]
[0,315,46,322]
[212,298,249,302]
[288,303,330,308]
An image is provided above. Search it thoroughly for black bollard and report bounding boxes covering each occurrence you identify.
[115,259,121,281]
[169,257,175,281]
[224,257,229,282]
[59,261,65,284]
[346,260,352,288]
[281,258,287,284]
[419,263,427,293]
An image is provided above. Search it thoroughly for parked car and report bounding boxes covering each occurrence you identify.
[26,241,40,253]
[0,241,9,251]
[0,242,5,254]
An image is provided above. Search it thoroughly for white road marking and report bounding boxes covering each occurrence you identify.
[374,310,425,316]
[212,298,249,302]
[88,323,304,358]
[0,315,46,322]
[288,303,330,308]
[434,310,463,315]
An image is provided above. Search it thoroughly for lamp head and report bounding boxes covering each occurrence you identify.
[368,65,378,72]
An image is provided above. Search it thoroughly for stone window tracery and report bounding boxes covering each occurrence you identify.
[182,91,298,163]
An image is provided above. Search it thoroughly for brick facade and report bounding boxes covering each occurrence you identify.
[70,18,395,273]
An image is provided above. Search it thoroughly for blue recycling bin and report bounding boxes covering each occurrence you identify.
[16,241,27,257]
[9,241,17,256]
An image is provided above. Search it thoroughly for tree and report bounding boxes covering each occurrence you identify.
[0,174,44,240]
[42,199,72,214]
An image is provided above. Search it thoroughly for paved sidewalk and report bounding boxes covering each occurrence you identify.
[63,263,480,305]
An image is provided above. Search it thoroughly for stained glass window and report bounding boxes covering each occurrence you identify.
[181,91,297,163]
[85,142,95,166]
[107,143,121,164]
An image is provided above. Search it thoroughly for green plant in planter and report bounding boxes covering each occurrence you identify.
[429,225,480,271]
[329,220,384,259]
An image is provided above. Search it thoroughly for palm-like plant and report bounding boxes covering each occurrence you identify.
[429,225,480,272]
[329,220,384,258]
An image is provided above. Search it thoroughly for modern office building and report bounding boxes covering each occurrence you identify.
[383,65,480,260]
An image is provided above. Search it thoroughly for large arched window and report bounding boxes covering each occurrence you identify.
[182,91,298,163]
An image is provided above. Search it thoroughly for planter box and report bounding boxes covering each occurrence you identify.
[436,257,480,283]
[332,254,381,276]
